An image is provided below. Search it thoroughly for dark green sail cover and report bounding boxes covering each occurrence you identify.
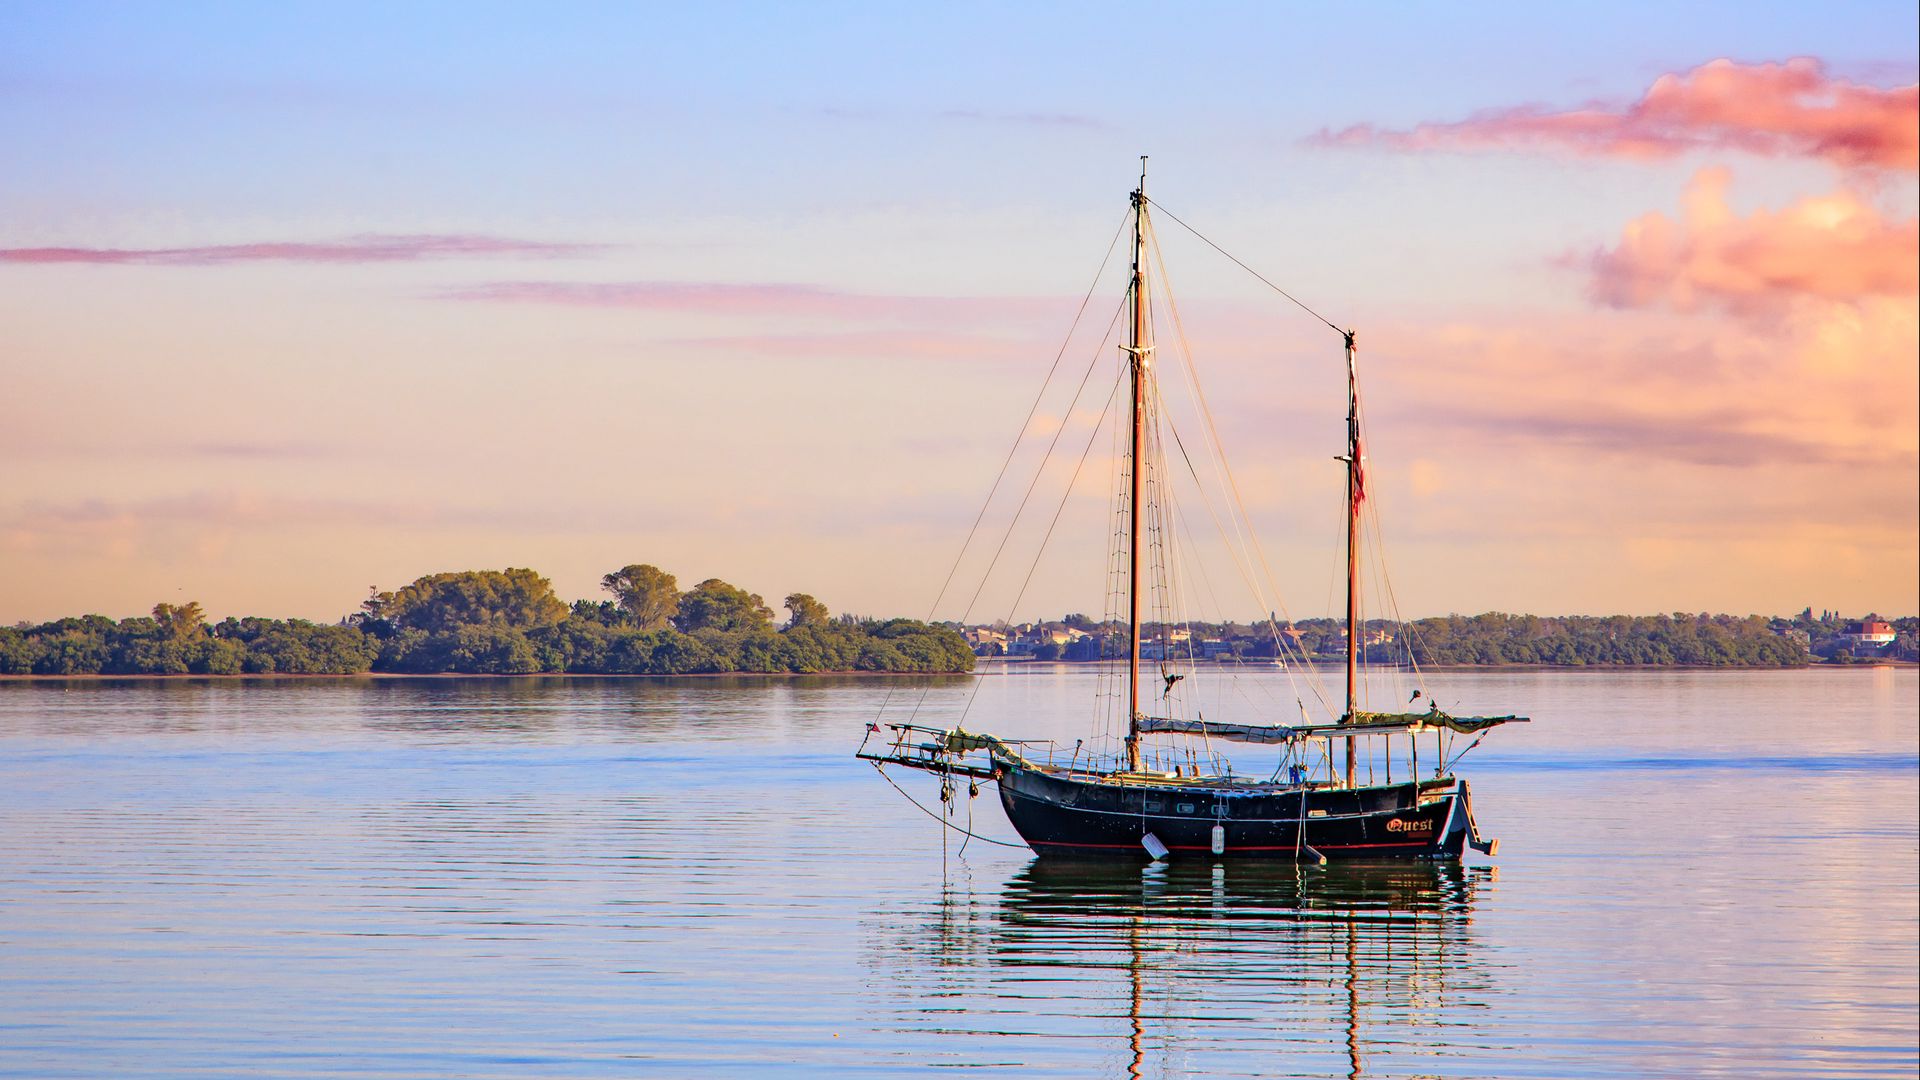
[1349,710,1527,734]
[1137,710,1526,744]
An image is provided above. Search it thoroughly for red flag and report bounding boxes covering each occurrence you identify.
[1350,435,1366,513]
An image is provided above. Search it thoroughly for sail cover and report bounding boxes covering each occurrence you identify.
[1138,711,1526,744]
[1351,710,1528,734]
[1135,718,1299,744]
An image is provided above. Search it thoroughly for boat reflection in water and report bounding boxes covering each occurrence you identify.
[878,860,1494,1078]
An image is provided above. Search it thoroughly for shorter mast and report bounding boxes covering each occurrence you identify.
[1343,329,1359,789]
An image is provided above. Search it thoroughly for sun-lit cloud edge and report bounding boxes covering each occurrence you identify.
[1582,167,1918,312]
[1308,57,1919,172]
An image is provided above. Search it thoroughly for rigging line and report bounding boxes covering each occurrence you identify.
[1322,474,1344,635]
[1143,219,1270,611]
[957,367,1128,731]
[1158,409,1279,649]
[1348,382,1413,715]
[958,775,974,857]
[1441,731,1491,775]
[877,211,1129,731]
[1162,452,1225,750]
[920,208,1132,624]
[954,291,1129,627]
[1372,497,1432,690]
[1144,213,1301,636]
[1144,418,1176,735]
[1147,378,1202,717]
[1359,461,1409,707]
[1100,359,1130,740]
[871,763,1027,848]
[1000,367,1127,645]
[905,293,1124,729]
[1145,217,1331,712]
[1163,438,1234,657]
[1366,517,1394,707]
[1355,388,1432,694]
[1109,393,1135,743]
[1160,411,1318,695]
[1142,196,1344,335]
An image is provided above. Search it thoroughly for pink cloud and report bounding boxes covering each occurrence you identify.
[0,234,602,265]
[663,330,1032,361]
[1587,167,1918,311]
[1429,402,1899,469]
[1310,58,1918,171]
[451,280,843,312]
[1366,296,1917,478]
[446,280,1068,326]
[0,490,716,549]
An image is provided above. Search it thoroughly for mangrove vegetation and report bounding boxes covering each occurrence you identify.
[0,566,976,677]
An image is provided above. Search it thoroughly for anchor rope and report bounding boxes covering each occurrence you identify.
[871,762,1027,849]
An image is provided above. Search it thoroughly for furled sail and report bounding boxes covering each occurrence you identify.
[1139,710,1526,744]
[1135,718,1300,744]
[1349,710,1528,734]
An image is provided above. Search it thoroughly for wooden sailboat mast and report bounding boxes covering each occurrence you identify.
[1124,159,1151,775]
[1343,329,1359,788]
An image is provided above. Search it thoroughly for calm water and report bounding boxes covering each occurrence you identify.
[1,668,1915,1078]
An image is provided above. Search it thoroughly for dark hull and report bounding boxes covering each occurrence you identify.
[995,761,1469,860]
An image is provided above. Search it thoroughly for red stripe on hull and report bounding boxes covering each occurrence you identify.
[1029,838,1440,852]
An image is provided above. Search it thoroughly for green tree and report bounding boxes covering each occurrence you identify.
[377,569,567,634]
[199,638,246,675]
[648,631,727,674]
[375,629,456,674]
[601,564,680,629]
[674,579,774,633]
[780,623,863,672]
[152,601,206,640]
[236,620,379,674]
[783,592,830,630]
[443,626,542,674]
[25,618,112,674]
[0,628,38,674]
[113,616,193,674]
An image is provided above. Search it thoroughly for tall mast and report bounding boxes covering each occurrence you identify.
[1342,329,1359,788]
[1124,158,1151,775]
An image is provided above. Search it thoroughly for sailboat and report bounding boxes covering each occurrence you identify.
[859,163,1525,861]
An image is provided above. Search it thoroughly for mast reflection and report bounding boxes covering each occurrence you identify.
[885,860,1491,1077]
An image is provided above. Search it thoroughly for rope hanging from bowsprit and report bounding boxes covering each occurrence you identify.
[870,762,1027,849]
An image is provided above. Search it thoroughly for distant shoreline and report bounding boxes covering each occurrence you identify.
[0,670,973,682]
[971,658,1916,672]
[0,668,975,684]
[2,662,1912,683]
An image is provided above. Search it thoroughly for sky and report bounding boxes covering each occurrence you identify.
[2,2,1916,625]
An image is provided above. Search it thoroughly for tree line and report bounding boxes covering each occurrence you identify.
[1394,612,1824,667]
[978,611,1918,667]
[0,566,975,677]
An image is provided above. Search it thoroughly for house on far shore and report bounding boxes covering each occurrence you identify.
[964,627,1008,657]
[1840,619,1897,649]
